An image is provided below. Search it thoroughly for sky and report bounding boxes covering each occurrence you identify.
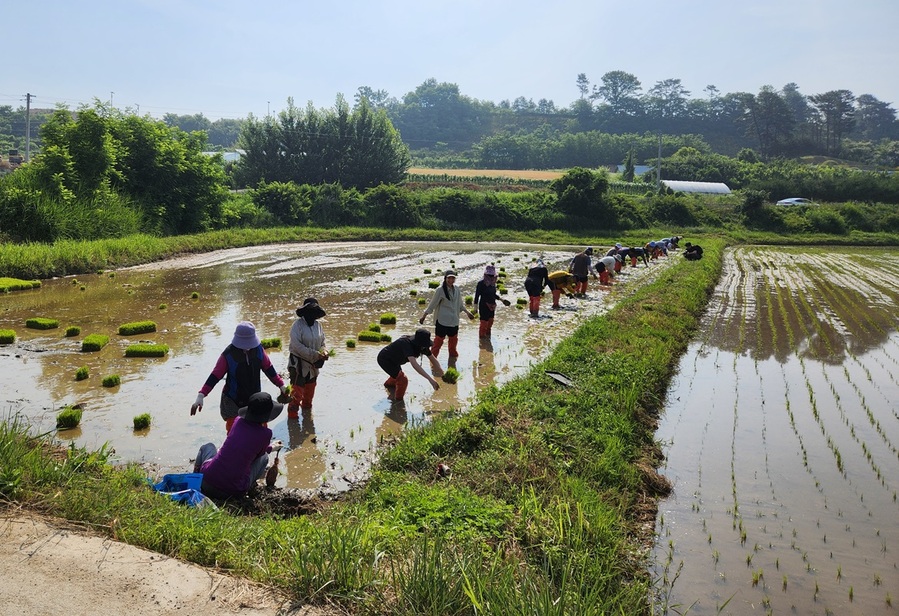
[4,0,898,121]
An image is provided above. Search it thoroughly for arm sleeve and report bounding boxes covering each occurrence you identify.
[200,354,228,395]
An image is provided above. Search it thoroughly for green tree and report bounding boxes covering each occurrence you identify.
[622,149,635,182]
[646,79,690,119]
[852,94,896,140]
[742,87,796,158]
[809,89,856,155]
[596,71,643,116]
[551,167,610,217]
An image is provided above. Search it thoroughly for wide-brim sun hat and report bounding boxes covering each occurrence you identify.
[296,297,326,319]
[232,321,261,350]
[238,391,284,424]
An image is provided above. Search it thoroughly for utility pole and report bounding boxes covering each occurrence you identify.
[25,93,32,162]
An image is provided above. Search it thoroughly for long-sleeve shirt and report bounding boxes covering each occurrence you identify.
[423,284,466,327]
[199,417,272,495]
[199,345,284,401]
[289,318,326,380]
[474,280,500,308]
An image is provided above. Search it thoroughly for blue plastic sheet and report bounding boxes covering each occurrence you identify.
[151,473,211,508]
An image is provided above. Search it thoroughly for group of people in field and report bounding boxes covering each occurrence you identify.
[185,237,703,499]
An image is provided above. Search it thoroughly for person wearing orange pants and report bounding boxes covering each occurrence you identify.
[420,269,475,358]
[287,298,329,418]
[377,329,443,400]
[524,258,551,318]
[547,270,577,309]
[568,247,597,296]
[474,265,511,338]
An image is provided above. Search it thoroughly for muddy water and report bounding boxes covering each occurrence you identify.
[0,241,668,492]
[653,247,899,615]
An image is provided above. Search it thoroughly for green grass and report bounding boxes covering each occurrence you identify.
[117,321,157,336]
[0,236,735,613]
[124,344,169,358]
[0,329,15,344]
[81,334,109,352]
[26,317,59,330]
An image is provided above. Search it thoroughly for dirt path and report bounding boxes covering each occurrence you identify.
[0,513,343,616]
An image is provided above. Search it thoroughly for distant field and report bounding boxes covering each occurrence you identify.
[408,167,564,181]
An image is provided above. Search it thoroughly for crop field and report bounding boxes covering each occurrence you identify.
[653,246,899,614]
[408,167,565,181]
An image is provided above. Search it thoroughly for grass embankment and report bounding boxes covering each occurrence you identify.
[0,240,723,614]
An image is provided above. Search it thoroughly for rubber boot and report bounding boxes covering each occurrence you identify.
[448,336,459,358]
[631,257,637,267]
[600,271,610,285]
[479,320,489,338]
[288,384,303,418]
[431,336,445,357]
[301,381,316,412]
[394,371,409,399]
[486,318,494,337]
[529,296,540,318]
[384,376,397,387]
[614,260,622,273]
[551,289,561,309]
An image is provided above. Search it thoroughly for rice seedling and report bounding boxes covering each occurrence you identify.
[260,337,281,349]
[346,339,356,348]
[379,313,396,325]
[357,331,381,342]
[423,268,432,274]
[409,289,417,296]
[133,413,151,430]
[0,277,41,292]
[0,329,16,344]
[368,323,381,333]
[56,405,83,429]
[124,344,169,357]
[418,298,426,305]
[65,325,81,337]
[428,280,439,288]
[379,334,392,342]
[117,320,157,336]
[81,334,109,352]
[75,366,89,381]
[442,367,460,384]
[102,374,121,387]
[464,295,473,305]
[26,317,59,330]
[190,291,199,299]
[158,303,167,310]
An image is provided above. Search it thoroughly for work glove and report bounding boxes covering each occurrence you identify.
[277,384,291,403]
[270,439,284,452]
[190,393,204,416]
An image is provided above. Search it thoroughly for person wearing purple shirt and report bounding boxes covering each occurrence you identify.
[193,392,284,499]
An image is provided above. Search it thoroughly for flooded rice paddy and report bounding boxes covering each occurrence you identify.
[0,241,669,493]
[653,246,899,615]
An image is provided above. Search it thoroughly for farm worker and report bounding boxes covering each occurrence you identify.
[547,270,577,309]
[568,247,597,296]
[287,297,329,418]
[378,329,443,400]
[420,269,475,358]
[683,242,704,261]
[654,240,670,257]
[623,246,649,267]
[524,257,551,318]
[595,255,620,285]
[190,321,288,433]
[606,244,624,272]
[644,241,660,260]
[193,392,284,499]
[474,265,511,338]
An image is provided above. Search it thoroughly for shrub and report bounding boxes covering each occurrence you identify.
[56,406,83,429]
[806,208,848,234]
[379,313,397,325]
[81,334,109,352]
[65,326,81,337]
[261,338,281,349]
[26,317,59,330]
[346,339,356,348]
[0,329,15,344]
[133,413,151,430]
[124,344,169,357]
[357,331,382,342]
[75,365,89,381]
[102,374,121,387]
[442,367,460,384]
[117,321,157,336]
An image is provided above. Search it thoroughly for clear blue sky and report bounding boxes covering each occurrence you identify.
[4,0,897,121]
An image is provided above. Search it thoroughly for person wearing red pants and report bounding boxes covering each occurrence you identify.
[524,257,551,318]
[547,270,577,309]
[420,269,475,358]
[474,265,511,338]
[287,298,329,418]
[378,329,443,400]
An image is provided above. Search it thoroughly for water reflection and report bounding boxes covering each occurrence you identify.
[0,241,665,491]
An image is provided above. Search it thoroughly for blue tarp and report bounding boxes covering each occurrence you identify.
[151,473,211,507]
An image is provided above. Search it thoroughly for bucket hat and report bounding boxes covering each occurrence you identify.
[296,297,326,319]
[484,265,497,277]
[232,321,261,350]
[238,391,284,424]
[413,328,433,350]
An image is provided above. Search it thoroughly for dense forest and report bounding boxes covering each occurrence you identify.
[2,71,898,171]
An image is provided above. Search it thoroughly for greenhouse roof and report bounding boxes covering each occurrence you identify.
[662,180,731,194]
